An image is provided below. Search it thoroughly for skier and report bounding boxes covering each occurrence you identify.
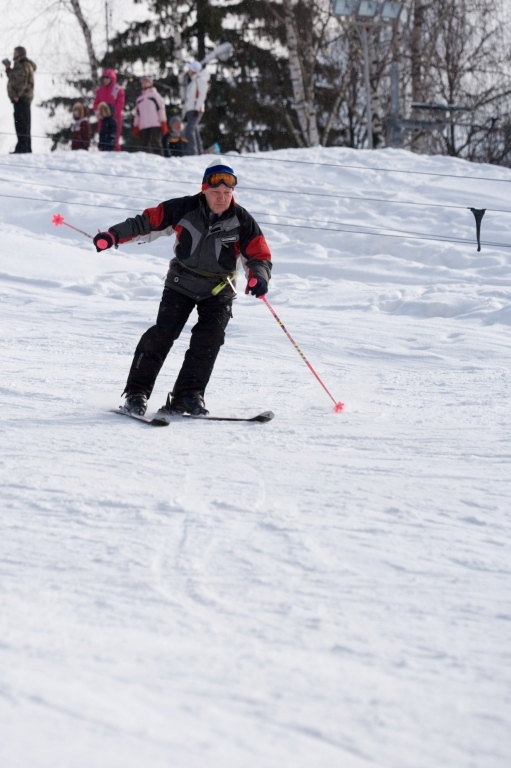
[93,159,272,417]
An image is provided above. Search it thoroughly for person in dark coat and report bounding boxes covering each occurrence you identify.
[92,159,272,417]
[163,116,188,157]
[97,102,117,152]
[71,102,91,150]
[3,46,37,153]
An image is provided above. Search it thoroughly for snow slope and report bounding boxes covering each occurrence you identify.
[1,147,511,768]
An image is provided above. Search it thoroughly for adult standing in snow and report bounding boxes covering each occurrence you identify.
[92,159,272,417]
[3,47,36,154]
[133,76,168,155]
[93,69,125,151]
[183,61,208,155]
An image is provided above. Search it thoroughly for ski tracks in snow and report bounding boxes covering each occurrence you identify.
[1,148,511,767]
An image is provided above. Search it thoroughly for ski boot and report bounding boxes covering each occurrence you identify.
[123,392,148,417]
[160,392,209,417]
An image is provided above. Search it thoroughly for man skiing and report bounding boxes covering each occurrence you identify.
[93,159,272,417]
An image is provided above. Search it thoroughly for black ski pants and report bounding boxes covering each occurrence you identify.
[124,286,232,400]
[139,126,163,155]
[13,100,32,153]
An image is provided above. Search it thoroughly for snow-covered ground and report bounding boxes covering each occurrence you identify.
[1,146,511,767]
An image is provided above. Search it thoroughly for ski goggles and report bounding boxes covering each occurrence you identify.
[204,171,237,188]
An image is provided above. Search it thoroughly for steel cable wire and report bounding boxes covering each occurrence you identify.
[0,190,508,249]
[0,159,510,214]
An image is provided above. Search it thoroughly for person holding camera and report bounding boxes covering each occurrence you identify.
[3,47,37,154]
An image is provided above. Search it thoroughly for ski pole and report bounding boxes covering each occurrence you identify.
[51,213,94,241]
[249,279,344,412]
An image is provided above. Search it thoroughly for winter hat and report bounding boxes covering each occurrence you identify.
[202,158,237,191]
[141,75,153,87]
[101,69,117,84]
[188,60,202,74]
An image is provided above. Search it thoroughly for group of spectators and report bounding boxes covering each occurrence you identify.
[3,46,210,156]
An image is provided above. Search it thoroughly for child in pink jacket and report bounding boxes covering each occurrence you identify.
[133,76,168,155]
[93,69,125,151]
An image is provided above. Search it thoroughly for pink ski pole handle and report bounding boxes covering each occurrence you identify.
[250,279,344,412]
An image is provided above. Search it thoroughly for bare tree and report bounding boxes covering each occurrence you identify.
[66,0,100,87]
[262,0,345,147]
[282,0,320,146]
[396,0,511,160]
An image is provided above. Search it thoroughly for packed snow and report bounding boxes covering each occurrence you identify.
[1,146,510,768]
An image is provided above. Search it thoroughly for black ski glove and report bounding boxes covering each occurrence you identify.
[248,277,268,298]
[93,231,116,252]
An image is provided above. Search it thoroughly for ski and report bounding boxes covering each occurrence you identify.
[157,410,275,424]
[111,407,170,427]
[111,408,274,425]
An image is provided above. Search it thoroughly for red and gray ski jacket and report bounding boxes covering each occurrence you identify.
[108,193,272,301]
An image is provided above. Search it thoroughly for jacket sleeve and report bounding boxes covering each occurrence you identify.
[195,73,209,112]
[183,79,194,114]
[238,209,272,285]
[114,87,125,119]
[156,91,167,123]
[81,120,91,145]
[107,199,184,245]
[92,89,101,114]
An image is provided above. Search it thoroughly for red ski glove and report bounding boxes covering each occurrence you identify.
[161,121,168,136]
[133,126,140,139]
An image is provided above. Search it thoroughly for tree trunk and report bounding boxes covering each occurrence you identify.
[369,26,383,148]
[410,0,425,152]
[68,0,100,87]
[196,0,207,61]
[322,66,351,146]
[282,0,320,147]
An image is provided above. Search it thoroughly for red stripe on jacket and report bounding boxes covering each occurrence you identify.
[142,203,165,229]
[246,234,271,260]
